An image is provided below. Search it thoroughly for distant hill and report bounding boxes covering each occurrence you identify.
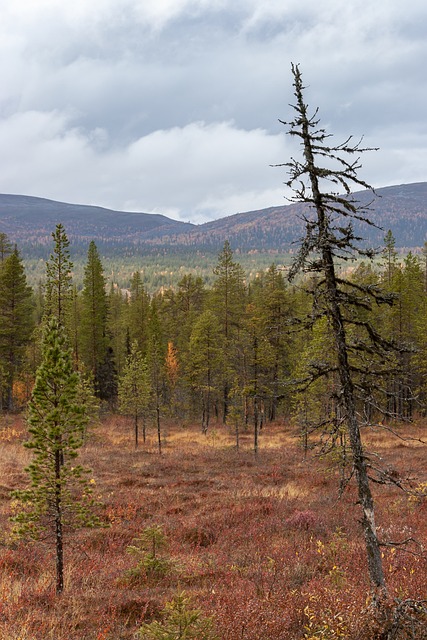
[0,194,195,247]
[1,182,427,253]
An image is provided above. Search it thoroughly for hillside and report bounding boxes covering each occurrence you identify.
[0,194,195,246]
[1,182,426,253]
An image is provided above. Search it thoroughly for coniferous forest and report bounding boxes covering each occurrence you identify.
[1,67,426,639]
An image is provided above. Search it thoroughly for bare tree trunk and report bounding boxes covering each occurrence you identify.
[324,251,386,593]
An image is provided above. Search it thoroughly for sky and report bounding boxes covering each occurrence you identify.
[1,0,427,223]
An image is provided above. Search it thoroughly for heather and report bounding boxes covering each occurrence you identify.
[1,415,426,639]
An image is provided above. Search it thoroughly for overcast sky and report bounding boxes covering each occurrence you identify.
[1,1,426,223]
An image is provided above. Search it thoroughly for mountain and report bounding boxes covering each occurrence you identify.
[1,182,426,252]
[0,194,195,246]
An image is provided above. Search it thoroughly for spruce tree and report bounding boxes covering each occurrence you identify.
[210,241,246,423]
[174,274,206,352]
[249,264,292,421]
[277,63,396,595]
[44,224,73,330]
[188,310,222,433]
[0,232,12,263]
[382,229,398,288]
[108,282,127,377]
[80,241,115,402]
[0,247,34,410]
[127,271,150,355]
[11,317,102,594]
[387,253,425,418]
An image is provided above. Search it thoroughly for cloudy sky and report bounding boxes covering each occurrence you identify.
[1,1,426,223]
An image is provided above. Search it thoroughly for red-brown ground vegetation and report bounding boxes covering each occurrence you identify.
[0,414,426,639]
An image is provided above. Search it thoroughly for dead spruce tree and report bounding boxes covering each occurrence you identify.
[277,63,397,597]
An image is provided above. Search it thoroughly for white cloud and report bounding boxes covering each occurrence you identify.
[0,0,427,220]
[0,111,288,221]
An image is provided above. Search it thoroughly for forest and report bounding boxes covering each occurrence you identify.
[1,65,426,639]
[3,227,427,436]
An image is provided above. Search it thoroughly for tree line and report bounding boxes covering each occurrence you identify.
[1,225,426,438]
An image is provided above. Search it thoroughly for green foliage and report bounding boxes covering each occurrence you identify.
[188,310,222,432]
[137,592,218,640]
[44,224,73,329]
[127,270,151,355]
[80,241,116,403]
[11,317,104,592]
[0,232,12,262]
[0,246,35,410]
[118,341,151,446]
[249,264,293,420]
[147,302,167,453]
[126,525,174,580]
[292,316,338,440]
[210,241,247,423]
[76,372,101,427]
[108,282,128,377]
[11,317,101,537]
[211,240,246,340]
[119,341,151,415]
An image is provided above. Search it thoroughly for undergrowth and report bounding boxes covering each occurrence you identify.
[0,414,426,639]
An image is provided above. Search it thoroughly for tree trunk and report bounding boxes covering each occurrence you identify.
[324,254,386,593]
[134,411,138,449]
[55,449,64,594]
[254,398,259,456]
[285,61,388,597]
[156,401,162,455]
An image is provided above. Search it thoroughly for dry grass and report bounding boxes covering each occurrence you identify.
[0,413,426,639]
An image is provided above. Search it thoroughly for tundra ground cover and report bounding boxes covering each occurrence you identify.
[0,415,426,639]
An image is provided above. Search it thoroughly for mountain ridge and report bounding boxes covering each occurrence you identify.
[1,182,427,251]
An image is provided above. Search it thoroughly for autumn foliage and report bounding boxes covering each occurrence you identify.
[1,415,426,639]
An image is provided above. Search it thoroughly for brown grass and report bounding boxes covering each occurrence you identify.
[0,414,426,639]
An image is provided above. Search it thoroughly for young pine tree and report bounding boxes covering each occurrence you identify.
[118,340,151,447]
[137,592,218,640]
[12,317,102,594]
[44,224,73,330]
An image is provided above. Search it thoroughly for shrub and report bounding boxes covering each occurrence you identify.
[137,591,218,639]
[285,510,320,531]
[125,525,176,582]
